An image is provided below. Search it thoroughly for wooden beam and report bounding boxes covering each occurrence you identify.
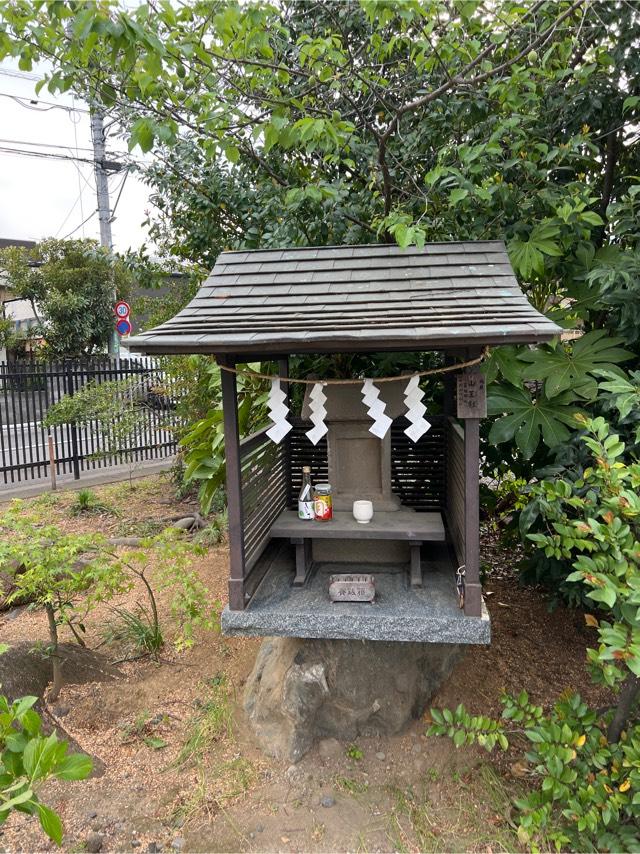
[220,355,246,610]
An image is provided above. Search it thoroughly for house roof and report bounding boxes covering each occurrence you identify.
[0,238,36,250]
[127,241,561,356]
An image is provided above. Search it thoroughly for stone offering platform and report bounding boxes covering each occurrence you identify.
[222,543,490,644]
[271,509,446,588]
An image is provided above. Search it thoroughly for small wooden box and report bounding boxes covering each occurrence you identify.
[328,573,375,603]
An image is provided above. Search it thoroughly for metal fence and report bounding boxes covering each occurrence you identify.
[0,357,180,487]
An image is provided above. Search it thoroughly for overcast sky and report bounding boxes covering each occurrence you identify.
[0,60,152,252]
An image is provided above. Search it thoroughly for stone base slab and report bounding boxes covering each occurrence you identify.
[222,544,490,645]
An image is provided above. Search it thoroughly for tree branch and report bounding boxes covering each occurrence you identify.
[380,0,583,143]
[607,673,640,743]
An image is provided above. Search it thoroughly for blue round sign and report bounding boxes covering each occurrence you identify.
[116,318,131,336]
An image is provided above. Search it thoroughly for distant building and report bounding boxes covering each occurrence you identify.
[0,238,40,361]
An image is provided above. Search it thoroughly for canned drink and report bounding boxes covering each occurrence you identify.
[313,483,333,521]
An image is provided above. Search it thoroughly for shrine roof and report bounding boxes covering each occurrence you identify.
[127,241,561,356]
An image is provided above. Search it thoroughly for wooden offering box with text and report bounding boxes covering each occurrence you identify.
[328,573,375,603]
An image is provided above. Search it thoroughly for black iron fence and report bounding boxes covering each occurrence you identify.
[0,357,181,487]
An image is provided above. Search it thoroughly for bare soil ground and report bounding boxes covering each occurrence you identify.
[0,477,606,853]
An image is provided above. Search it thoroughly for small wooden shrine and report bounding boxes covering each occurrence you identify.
[128,242,560,645]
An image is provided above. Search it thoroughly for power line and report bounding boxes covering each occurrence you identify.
[0,68,40,81]
[0,144,139,168]
[0,145,99,166]
[110,168,130,221]
[0,90,90,114]
[0,136,96,153]
[54,186,86,238]
[59,210,98,241]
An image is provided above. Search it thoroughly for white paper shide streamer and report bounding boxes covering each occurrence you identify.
[403,374,431,442]
[305,382,328,445]
[361,378,393,439]
[266,378,293,443]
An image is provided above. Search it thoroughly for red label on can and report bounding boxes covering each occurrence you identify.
[314,495,333,521]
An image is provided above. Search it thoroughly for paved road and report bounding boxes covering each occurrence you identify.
[0,418,176,491]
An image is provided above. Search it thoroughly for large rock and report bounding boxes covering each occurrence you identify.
[244,637,462,762]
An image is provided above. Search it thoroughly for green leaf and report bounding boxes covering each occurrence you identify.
[130,118,155,153]
[588,586,616,609]
[37,803,63,845]
[449,188,469,206]
[0,786,34,811]
[225,144,240,164]
[580,211,604,226]
[453,728,466,747]
[508,221,562,278]
[521,331,633,398]
[488,385,579,457]
[23,732,58,781]
[143,736,167,750]
[54,753,93,781]
[4,733,28,753]
[491,347,527,387]
[14,696,38,718]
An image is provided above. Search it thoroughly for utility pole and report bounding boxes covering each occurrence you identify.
[90,109,119,358]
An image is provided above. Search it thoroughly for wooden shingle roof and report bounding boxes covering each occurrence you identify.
[127,241,561,356]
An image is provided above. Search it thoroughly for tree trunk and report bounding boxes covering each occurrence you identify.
[137,570,160,639]
[45,603,63,702]
[607,673,640,744]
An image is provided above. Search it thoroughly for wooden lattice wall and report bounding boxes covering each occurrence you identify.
[285,415,446,511]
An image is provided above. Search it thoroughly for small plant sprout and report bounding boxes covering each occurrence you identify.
[346,744,364,761]
[70,489,114,516]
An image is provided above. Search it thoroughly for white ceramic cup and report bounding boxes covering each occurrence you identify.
[353,500,374,524]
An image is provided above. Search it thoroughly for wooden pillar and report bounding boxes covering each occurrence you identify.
[463,417,482,617]
[458,348,485,618]
[219,355,246,610]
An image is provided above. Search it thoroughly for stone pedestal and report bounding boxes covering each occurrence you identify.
[243,636,463,762]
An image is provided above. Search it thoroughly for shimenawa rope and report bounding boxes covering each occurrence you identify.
[216,347,489,386]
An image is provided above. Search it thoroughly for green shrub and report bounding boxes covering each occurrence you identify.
[429,691,640,851]
[430,417,640,851]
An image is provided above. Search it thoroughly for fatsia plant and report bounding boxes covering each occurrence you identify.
[485,331,633,460]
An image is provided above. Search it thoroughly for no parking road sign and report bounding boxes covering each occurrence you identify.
[114,300,130,319]
[116,318,132,336]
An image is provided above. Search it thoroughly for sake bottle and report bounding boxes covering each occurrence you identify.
[298,466,314,520]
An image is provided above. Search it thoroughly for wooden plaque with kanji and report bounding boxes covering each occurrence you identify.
[456,373,487,419]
